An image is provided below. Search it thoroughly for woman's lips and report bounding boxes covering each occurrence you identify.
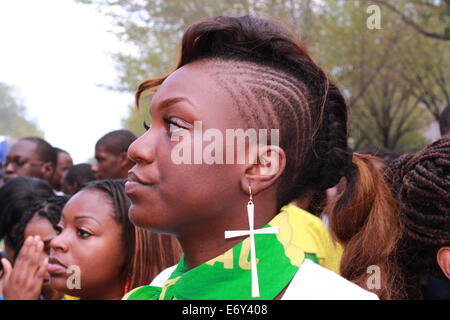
[125,172,154,194]
[47,258,67,275]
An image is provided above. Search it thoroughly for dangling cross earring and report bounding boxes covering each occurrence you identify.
[225,185,279,298]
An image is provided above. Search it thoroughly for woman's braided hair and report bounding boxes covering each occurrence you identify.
[136,15,353,208]
[389,137,450,298]
[12,195,70,259]
[136,15,403,299]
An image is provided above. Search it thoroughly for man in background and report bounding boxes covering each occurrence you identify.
[50,147,73,191]
[92,129,137,180]
[2,137,56,185]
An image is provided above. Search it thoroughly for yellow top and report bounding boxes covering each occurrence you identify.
[280,204,343,274]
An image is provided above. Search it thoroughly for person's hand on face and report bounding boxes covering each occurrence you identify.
[0,235,48,300]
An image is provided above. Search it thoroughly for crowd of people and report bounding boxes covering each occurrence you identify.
[0,15,449,301]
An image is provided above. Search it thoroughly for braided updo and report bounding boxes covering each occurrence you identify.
[390,137,450,294]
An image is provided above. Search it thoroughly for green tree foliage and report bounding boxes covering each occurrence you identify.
[311,0,442,152]
[368,0,450,41]
[78,0,449,153]
[0,82,43,138]
[121,95,152,137]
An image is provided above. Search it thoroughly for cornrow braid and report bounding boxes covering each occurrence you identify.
[12,195,70,259]
[389,137,450,298]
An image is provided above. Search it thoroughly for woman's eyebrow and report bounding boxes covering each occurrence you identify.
[74,216,101,225]
[158,97,198,111]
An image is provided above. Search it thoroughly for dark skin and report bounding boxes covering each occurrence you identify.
[60,170,78,195]
[3,140,55,184]
[51,152,73,191]
[0,217,63,300]
[0,236,48,300]
[126,60,287,276]
[49,190,127,300]
[92,145,132,180]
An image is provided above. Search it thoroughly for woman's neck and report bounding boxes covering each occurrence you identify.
[79,278,127,300]
[178,195,278,270]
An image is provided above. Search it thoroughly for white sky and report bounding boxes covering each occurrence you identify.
[0,0,136,163]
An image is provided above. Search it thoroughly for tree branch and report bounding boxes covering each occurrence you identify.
[369,0,450,41]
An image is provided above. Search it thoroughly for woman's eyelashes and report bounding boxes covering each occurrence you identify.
[143,116,191,138]
[77,228,92,239]
[55,225,63,235]
[164,117,190,138]
[143,120,151,131]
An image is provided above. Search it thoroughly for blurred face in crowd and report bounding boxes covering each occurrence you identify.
[92,145,125,180]
[60,170,76,195]
[3,140,54,183]
[51,152,73,191]
[48,189,127,299]
[23,213,62,300]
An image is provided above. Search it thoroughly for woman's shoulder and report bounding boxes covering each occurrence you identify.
[282,259,379,300]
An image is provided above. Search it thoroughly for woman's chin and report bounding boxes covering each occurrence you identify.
[49,277,80,296]
[128,204,153,228]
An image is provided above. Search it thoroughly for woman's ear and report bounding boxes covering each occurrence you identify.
[240,144,286,195]
[437,247,450,280]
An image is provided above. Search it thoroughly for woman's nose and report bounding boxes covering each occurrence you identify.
[127,131,155,165]
[49,231,69,252]
[4,161,16,173]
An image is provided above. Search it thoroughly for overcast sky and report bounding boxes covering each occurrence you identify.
[0,0,135,163]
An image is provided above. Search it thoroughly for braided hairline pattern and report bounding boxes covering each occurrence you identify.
[207,60,351,205]
[205,59,320,187]
[136,15,352,207]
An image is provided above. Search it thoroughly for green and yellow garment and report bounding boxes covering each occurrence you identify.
[123,205,342,300]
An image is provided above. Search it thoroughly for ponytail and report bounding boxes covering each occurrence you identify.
[129,228,182,290]
[326,153,405,299]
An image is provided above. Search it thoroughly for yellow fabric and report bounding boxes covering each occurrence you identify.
[280,204,343,274]
[63,294,80,300]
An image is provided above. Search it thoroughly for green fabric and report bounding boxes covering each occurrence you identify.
[304,252,320,264]
[124,285,162,300]
[124,210,323,300]
[163,235,297,299]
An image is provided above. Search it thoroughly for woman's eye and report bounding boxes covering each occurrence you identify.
[55,225,63,235]
[168,122,188,139]
[16,159,27,167]
[77,229,92,239]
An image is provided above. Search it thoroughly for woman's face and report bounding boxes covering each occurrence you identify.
[126,61,247,236]
[23,214,60,299]
[48,190,126,299]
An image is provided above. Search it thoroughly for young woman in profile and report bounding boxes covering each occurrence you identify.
[123,15,403,300]
[48,180,181,300]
